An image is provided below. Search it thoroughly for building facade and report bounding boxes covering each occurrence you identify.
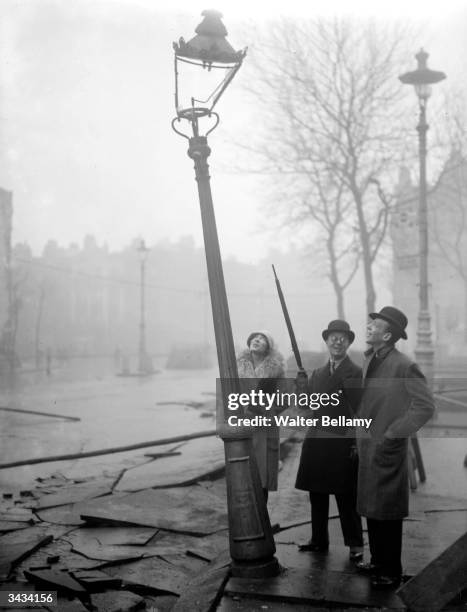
[391,153,467,360]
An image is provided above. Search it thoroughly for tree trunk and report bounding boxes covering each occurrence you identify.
[352,186,377,313]
[327,236,346,319]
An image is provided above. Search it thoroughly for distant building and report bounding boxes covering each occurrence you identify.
[0,188,13,369]
[391,152,467,359]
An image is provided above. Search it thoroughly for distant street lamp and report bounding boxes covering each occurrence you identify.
[399,49,446,384]
[171,11,279,578]
[137,239,150,374]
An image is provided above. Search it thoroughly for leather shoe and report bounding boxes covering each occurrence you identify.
[371,575,401,589]
[355,561,379,575]
[298,542,329,552]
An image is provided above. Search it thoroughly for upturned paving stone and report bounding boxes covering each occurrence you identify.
[114,437,225,491]
[23,568,88,595]
[79,487,228,535]
[398,531,467,612]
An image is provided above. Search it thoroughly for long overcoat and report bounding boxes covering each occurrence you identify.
[237,347,285,491]
[295,355,362,494]
[356,346,435,520]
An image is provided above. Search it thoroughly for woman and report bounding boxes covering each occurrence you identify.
[237,330,285,503]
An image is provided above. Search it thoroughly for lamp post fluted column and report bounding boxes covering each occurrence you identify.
[187,132,279,577]
[415,99,433,382]
[399,49,446,385]
[171,9,279,578]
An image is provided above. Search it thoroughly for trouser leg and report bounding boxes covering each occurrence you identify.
[262,488,269,504]
[367,518,402,577]
[309,492,330,547]
[366,518,381,568]
[335,491,363,548]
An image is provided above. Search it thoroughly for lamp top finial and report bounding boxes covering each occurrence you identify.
[416,48,429,70]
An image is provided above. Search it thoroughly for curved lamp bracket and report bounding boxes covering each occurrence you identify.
[171,111,220,140]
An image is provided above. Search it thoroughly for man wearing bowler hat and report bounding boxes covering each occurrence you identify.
[295,320,364,561]
[356,306,435,589]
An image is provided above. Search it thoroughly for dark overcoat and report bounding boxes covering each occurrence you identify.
[356,346,435,520]
[295,355,362,494]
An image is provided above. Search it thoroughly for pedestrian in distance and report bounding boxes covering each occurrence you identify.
[355,306,435,589]
[236,331,285,504]
[295,320,364,561]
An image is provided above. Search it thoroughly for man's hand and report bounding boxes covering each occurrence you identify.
[295,369,308,393]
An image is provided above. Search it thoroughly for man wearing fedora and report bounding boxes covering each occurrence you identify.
[295,320,364,561]
[356,306,435,589]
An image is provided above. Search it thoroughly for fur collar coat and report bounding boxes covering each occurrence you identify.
[236,348,285,379]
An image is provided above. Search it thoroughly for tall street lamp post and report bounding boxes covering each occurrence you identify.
[171,10,279,578]
[399,49,446,384]
[137,239,150,375]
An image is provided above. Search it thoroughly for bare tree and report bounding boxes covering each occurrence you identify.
[293,173,360,319]
[239,17,412,313]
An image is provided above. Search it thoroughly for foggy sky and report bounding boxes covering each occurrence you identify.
[0,0,466,263]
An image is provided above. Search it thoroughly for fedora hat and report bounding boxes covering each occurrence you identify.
[369,306,408,340]
[322,320,355,344]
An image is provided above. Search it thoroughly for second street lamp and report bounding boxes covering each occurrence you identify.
[137,239,150,375]
[399,49,446,384]
[171,10,279,578]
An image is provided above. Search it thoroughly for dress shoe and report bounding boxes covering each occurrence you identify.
[349,550,364,562]
[298,541,329,552]
[371,574,401,589]
[355,561,379,575]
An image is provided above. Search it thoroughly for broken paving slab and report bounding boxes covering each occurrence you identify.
[0,508,35,522]
[35,492,129,526]
[0,534,53,580]
[69,569,122,592]
[172,561,230,612]
[225,567,405,609]
[147,529,229,562]
[90,590,145,612]
[62,526,226,563]
[115,437,225,491]
[23,568,88,596]
[35,503,87,526]
[0,521,32,533]
[79,487,228,535]
[15,535,99,576]
[104,556,189,595]
[64,525,157,547]
[35,481,114,510]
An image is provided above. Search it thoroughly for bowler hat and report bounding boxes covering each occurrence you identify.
[369,306,408,340]
[322,320,355,344]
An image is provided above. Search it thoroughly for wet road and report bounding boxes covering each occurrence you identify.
[0,357,218,491]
